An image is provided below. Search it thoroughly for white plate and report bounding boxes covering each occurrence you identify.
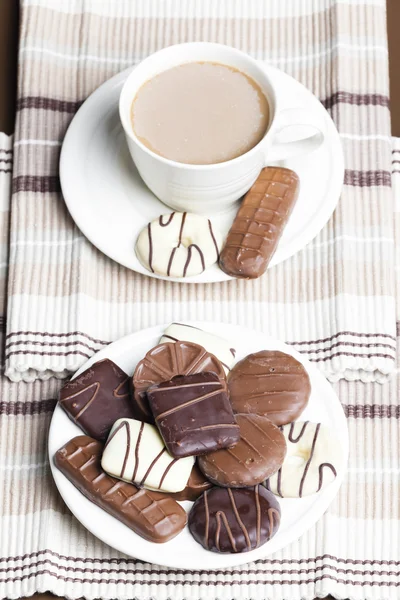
[49,322,348,570]
[60,65,344,283]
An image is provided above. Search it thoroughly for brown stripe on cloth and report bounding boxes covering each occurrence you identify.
[344,404,400,419]
[296,341,397,354]
[5,346,395,363]
[5,349,93,360]
[0,399,57,415]
[288,331,397,344]
[4,334,396,365]
[1,559,400,579]
[6,330,108,345]
[344,170,392,187]
[2,549,400,567]
[322,92,390,110]
[12,176,60,193]
[0,571,400,587]
[5,330,396,348]
[5,338,106,353]
[17,97,82,113]
[16,92,390,115]
[11,172,393,194]
[307,351,395,362]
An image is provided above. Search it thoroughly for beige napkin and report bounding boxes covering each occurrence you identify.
[1,10,400,598]
[4,0,396,384]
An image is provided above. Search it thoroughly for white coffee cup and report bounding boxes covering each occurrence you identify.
[120,42,324,214]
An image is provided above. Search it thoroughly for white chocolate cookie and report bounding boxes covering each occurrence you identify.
[159,322,236,374]
[135,212,222,278]
[266,421,343,497]
[101,418,194,493]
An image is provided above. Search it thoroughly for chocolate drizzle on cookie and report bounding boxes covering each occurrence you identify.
[143,212,219,277]
[288,420,309,443]
[266,421,339,498]
[317,463,337,492]
[183,244,205,276]
[59,359,134,441]
[189,485,281,553]
[147,371,239,458]
[147,222,154,273]
[103,419,190,490]
[208,219,220,260]
[159,213,175,227]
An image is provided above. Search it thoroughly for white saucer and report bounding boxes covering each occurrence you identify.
[49,322,348,570]
[60,64,344,284]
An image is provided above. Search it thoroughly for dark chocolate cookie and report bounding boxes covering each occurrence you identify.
[147,371,239,458]
[59,358,134,441]
[188,485,281,553]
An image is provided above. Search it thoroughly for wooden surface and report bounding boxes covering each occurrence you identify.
[0,0,18,134]
[387,0,400,135]
[0,1,398,598]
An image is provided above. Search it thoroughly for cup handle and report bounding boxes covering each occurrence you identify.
[266,107,325,163]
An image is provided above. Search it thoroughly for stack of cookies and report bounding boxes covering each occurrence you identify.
[54,322,343,554]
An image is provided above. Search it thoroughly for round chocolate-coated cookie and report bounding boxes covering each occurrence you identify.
[198,414,286,487]
[189,485,281,553]
[132,341,226,423]
[228,350,311,426]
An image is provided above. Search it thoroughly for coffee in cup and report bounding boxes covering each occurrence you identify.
[131,62,270,165]
[120,43,324,214]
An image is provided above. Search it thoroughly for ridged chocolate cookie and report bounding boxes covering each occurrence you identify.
[132,341,226,423]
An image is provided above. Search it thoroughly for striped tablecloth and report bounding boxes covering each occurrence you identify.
[1,2,399,600]
[4,0,396,384]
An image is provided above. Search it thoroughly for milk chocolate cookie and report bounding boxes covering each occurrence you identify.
[198,414,286,487]
[219,167,300,279]
[228,350,311,426]
[59,358,134,441]
[266,421,343,497]
[55,436,187,543]
[147,372,239,458]
[132,341,226,423]
[170,464,212,502]
[189,486,280,553]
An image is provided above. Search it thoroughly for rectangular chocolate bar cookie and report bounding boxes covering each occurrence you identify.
[54,435,187,543]
[219,167,300,278]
